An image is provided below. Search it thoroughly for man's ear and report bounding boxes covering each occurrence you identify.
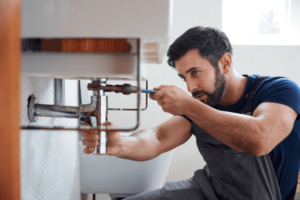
[219,53,232,74]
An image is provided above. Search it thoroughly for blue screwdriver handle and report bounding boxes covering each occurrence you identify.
[141,89,157,94]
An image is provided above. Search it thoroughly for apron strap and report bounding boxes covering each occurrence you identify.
[242,76,268,115]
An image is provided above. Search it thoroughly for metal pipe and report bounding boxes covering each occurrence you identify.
[22,126,140,131]
[99,95,108,154]
[34,104,79,118]
[89,79,109,154]
[55,79,65,105]
[79,96,97,116]
[135,38,141,130]
[99,78,108,154]
[108,80,148,111]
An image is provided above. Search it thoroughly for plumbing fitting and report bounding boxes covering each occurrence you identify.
[27,79,109,154]
[27,95,79,122]
[87,83,139,95]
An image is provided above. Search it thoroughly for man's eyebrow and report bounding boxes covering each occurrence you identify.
[178,67,200,77]
[186,67,198,74]
[178,67,198,78]
[178,74,185,78]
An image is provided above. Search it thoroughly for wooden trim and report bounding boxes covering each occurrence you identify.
[41,38,131,52]
[0,0,21,199]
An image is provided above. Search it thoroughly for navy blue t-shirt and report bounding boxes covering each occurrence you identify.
[181,75,300,200]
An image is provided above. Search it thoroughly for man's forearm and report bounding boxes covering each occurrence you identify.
[184,98,264,155]
[116,128,163,161]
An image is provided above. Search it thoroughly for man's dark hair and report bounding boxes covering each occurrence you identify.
[167,26,233,69]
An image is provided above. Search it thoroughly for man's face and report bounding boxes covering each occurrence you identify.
[175,49,226,107]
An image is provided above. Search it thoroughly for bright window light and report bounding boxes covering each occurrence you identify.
[222,0,293,45]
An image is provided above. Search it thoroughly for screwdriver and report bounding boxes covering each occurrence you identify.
[141,89,157,94]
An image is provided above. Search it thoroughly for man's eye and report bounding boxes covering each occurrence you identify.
[192,71,199,76]
[180,77,186,82]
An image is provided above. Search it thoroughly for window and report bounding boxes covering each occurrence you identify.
[222,0,300,45]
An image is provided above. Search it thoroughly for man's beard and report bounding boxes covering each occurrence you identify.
[192,67,226,107]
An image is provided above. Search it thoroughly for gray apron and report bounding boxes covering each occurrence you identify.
[125,123,282,200]
[191,76,281,199]
[192,122,282,200]
[126,124,282,200]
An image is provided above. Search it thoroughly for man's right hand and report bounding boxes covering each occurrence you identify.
[82,122,123,155]
[82,116,192,161]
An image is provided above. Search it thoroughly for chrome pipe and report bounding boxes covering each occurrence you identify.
[34,104,79,118]
[99,78,108,154]
[99,95,108,154]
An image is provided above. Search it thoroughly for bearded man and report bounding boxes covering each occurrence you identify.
[82,26,300,200]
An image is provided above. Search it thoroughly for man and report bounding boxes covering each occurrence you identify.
[82,27,300,200]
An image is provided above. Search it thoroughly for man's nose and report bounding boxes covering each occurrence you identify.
[186,79,197,93]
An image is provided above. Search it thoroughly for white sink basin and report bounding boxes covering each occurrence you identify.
[22,53,148,81]
[78,142,173,194]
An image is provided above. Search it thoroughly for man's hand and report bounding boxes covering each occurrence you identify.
[82,122,123,156]
[82,117,193,161]
[149,85,192,115]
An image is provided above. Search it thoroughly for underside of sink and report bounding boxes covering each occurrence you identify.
[78,142,173,194]
[22,53,147,81]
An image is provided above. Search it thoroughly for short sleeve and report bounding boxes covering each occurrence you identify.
[252,77,300,119]
[177,115,193,123]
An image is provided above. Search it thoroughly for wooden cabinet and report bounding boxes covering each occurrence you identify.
[0,0,21,200]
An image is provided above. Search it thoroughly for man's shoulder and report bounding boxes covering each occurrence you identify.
[256,76,299,94]
[252,75,300,115]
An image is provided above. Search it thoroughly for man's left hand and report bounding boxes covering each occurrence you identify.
[149,85,193,115]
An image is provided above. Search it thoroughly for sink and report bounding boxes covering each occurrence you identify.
[21,0,174,80]
[22,53,147,81]
[78,142,173,194]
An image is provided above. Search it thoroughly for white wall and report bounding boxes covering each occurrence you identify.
[20,78,81,200]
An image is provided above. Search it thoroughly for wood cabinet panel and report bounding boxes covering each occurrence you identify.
[41,38,131,52]
[0,0,21,199]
